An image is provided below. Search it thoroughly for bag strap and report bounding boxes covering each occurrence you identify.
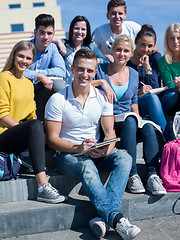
[172,197,180,215]
[9,154,18,179]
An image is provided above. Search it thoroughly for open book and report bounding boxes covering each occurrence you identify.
[74,138,121,157]
[139,86,168,97]
[114,112,162,133]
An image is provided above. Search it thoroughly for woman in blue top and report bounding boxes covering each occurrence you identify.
[55,16,109,84]
[127,25,172,142]
[94,35,166,195]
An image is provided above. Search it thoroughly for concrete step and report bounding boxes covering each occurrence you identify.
[0,158,153,204]
[0,179,179,238]
[0,196,96,239]
[0,171,83,203]
[0,154,180,239]
[2,215,180,240]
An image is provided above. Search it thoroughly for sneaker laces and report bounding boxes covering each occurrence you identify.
[150,175,163,186]
[118,218,133,232]
[131,174,141,183]
[44,183,60,197]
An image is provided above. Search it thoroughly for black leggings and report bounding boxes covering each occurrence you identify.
[0,119,45,174]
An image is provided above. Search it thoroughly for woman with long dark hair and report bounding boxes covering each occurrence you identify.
[127,25,173,142]
[55,15,109,84]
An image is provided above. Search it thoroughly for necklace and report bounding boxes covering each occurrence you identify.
[112,73,123,86]
[109,66,128,86]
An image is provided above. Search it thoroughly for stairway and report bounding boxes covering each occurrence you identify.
[0,145,179,239]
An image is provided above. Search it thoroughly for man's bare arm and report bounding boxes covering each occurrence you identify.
[88,116,116,158]
[45,120,95,153]
[101,115,116,153]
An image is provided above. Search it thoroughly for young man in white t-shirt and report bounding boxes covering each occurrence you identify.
[45,49,141,239]
[92,0,141,61]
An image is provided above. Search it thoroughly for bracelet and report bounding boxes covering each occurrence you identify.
[145,67,152,73]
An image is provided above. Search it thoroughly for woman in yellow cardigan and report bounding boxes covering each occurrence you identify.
[0,41,67,203]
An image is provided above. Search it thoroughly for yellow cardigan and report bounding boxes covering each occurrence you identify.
[0,71,37,134]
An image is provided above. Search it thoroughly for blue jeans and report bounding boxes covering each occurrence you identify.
[56,148,132,227]
[115,116,159,177]
[159,88,179,113]
[138,93,172,142]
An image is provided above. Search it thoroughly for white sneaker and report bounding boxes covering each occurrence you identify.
[128,174,145,193]
[116,217,141,240]
[147,174,167,195]
[89,217,110,238]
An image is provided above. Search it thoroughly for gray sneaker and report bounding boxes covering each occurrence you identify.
[89,217,110,238]
[147,174,167,195]
[37,182,68,204]
[128,174,145,193]
[116,217,141,240]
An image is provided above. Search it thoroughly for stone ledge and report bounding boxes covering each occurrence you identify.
[0,191,179,239]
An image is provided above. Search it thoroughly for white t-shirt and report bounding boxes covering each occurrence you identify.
[92,21,141,55]
[45,83,113,144]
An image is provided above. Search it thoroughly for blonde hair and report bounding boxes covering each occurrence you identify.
[2,41,35,72]
[111,35,134,54]
[164,23,180,64]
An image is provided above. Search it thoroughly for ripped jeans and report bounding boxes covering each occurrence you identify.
[56,148,132,227]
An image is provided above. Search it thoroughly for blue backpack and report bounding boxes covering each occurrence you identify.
[0,152,21,180]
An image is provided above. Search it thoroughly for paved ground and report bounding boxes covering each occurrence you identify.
[3,214,180,240]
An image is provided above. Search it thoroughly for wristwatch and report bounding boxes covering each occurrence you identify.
[145,67,152,74]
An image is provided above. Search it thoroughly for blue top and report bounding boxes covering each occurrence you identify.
[127,52,161,89]
[62,39,109,84]
[112,82,129,101]
[95,63,139,115]
[23,38,66,84]
[63,39,109,63]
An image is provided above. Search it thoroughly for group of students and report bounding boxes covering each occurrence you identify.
[0,0,179,239]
